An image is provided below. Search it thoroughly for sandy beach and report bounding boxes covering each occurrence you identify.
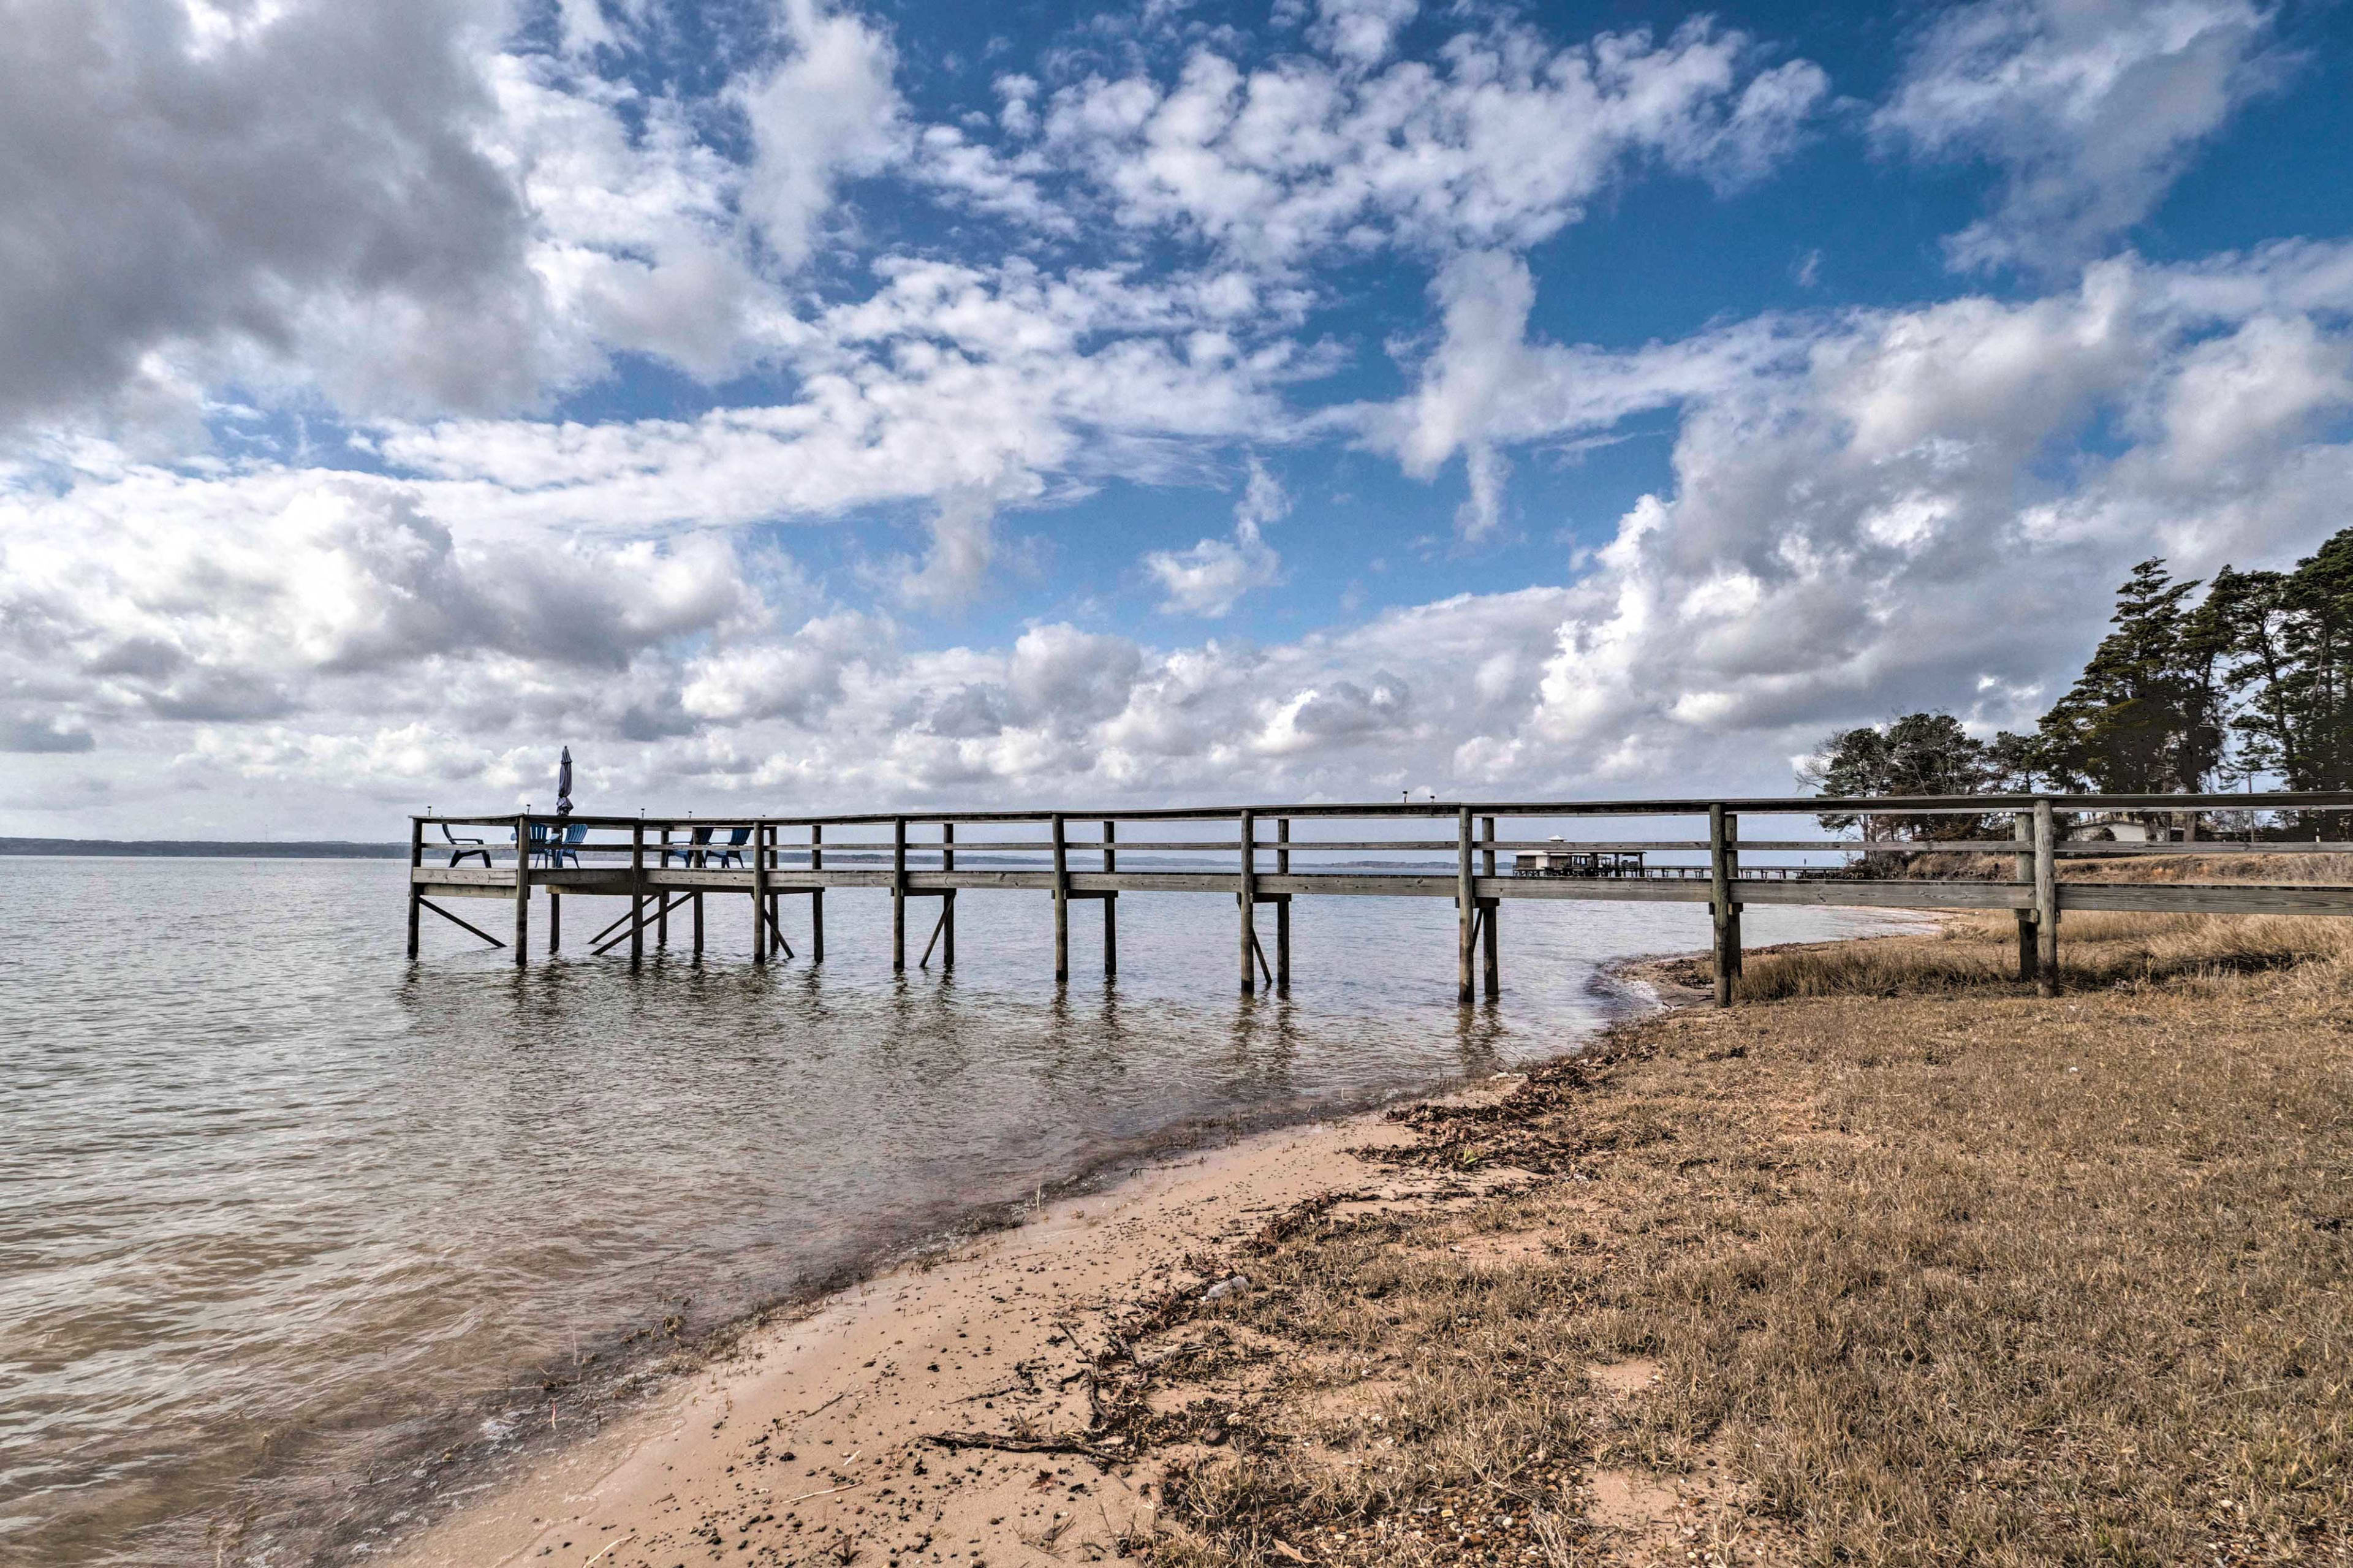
[377,1080,1536,1568]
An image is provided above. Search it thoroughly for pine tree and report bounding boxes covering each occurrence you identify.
[2279,530,2353,790]
[2035,559,2220,793]
[1801,713,1990,838]
[2208,566,2298,783]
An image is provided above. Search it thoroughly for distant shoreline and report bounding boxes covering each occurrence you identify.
[0,838,409,858]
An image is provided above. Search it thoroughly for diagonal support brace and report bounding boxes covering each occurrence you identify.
[420,897,507,950]
[593,892,694,957]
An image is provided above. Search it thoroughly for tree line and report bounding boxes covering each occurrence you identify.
[1802,525,2353,835]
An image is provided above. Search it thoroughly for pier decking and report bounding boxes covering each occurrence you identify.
[408,792,2353,1006]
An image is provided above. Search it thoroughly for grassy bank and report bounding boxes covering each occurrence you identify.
[1103,913,2352,1566]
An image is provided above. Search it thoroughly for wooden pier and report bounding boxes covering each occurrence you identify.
[407,792,2353,1005]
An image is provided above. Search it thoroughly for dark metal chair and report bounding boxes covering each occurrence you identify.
[442,824,489,868]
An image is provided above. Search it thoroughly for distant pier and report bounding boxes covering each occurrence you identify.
[408,792,2353,1006]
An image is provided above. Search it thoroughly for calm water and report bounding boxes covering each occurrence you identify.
[0,857,1911,1565]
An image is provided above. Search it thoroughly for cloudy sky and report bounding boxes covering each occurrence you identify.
[2,0,2350,836]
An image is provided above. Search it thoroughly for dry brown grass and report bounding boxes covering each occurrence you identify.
[1125,914,2353,1567]
[1898,850,2353,885]
[1719,911,2352,1001]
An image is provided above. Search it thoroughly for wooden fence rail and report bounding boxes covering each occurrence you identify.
[406,792,2353,1006]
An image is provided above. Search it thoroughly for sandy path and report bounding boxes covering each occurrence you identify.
[378,1103,1446,1568]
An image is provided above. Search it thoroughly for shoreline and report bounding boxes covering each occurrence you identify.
[369,1081,1539,1568]
[326,963,1681,1567]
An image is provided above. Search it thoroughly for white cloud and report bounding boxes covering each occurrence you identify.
[1351,249,1803,542]
[0,469,755,743]
[0,0,537,431]
[0,0,922,449]
[1144,457,1287,615]
[1875,0,2289,273]
[1506,248,2353,767]
[1309,0,1417,69]
[368,257,1303,558]
[736,0,907,270]
[1037,17,1827,266]
[895,489,1011,610]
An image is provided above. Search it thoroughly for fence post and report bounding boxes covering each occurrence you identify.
[1239,808,1257,994]
[2034,798,2058,996]
[1727,811,1743,982]
[2013,810,2037,983]
[892,817,907,972]
[513,814,532,968]
[1708,805,1733,1006]
[1051,812,1070,983]
[1457,806,1475,1005]
[406,818,423,959]
[1479,813,1499,999]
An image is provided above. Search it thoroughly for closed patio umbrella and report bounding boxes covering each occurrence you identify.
[555,747,573,816]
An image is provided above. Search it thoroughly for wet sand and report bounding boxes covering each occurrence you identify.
[376,1089,1514,1568]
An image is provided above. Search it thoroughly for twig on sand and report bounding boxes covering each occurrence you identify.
[793,1388,851,1422]
[583,1532,635,1566]
[924,1430,1129,1465]
[784,1480,862,1505]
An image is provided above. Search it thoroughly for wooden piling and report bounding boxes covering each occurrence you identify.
[406,818,423,959]
[810,825,825,963]
[1456,806,1474,1004]
[891,817,907,972]
[549,892,561,954]
[939,824,953,971]
[656,828,669,947]
[1479,814,1499,999]
[765,829,779,956]
[751,822,770,964]
[2013,811,2037,982]
[1708,805,1733,1006]
[1275,818,1290,993]
[512,814,532,968]
[627,819,643,967]
[692,888,703,956]
[2034,798,2058,996]
[1239,808,1258,994]
[1101,820,1116,978]
[1051,813,1070,983]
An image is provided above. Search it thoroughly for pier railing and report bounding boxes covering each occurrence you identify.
[406,792,2353,1005]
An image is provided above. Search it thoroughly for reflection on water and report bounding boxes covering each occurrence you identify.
[0,857,1911,1565]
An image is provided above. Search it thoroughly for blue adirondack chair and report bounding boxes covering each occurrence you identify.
[663,825,715,868]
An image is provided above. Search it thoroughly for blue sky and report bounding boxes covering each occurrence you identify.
[2,0,2351,834]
